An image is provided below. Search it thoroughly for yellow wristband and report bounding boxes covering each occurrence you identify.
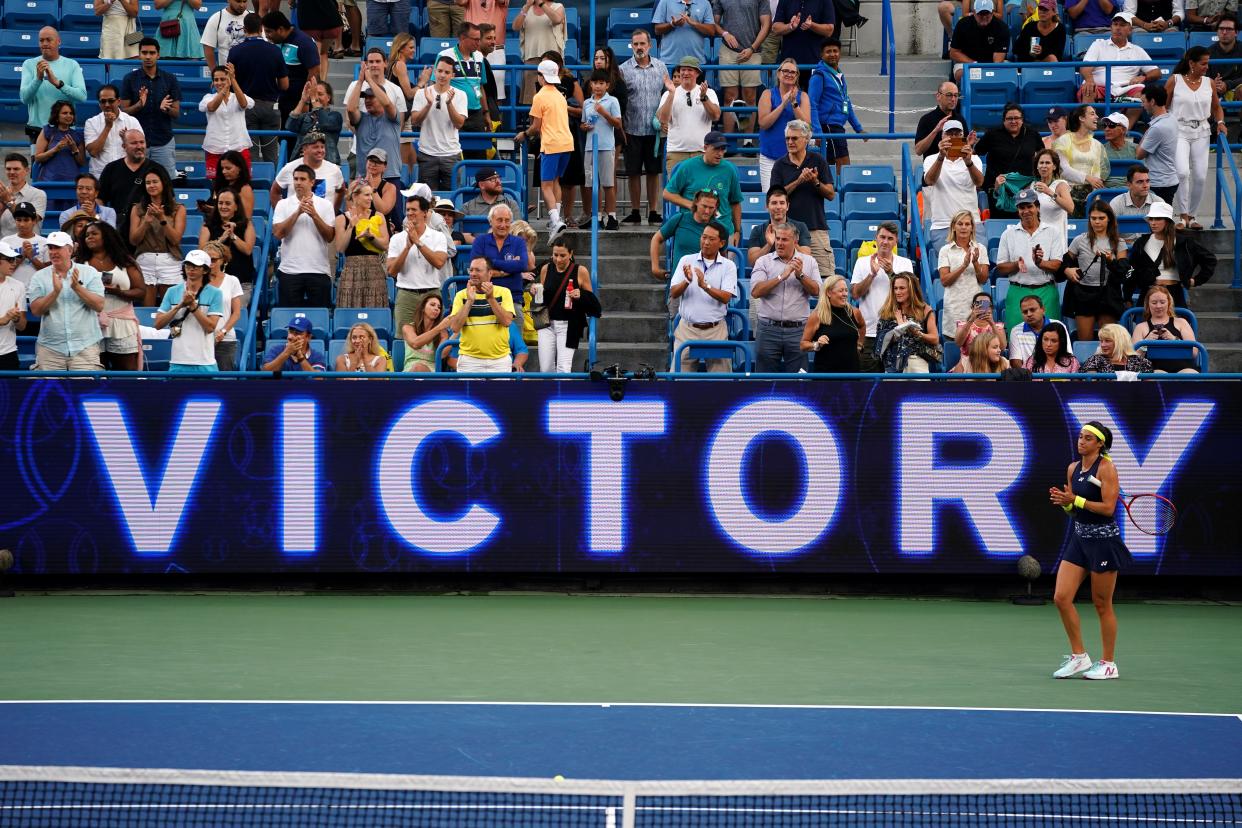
[1073,496,1086,510]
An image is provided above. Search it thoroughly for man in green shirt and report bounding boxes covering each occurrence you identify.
[1101,111,1138,188]
[19,28,87,145]
[662,131,743,246]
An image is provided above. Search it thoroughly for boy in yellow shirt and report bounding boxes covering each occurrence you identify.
[522,58,574,243]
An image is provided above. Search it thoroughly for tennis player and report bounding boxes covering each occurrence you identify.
[1047,421,1131,680]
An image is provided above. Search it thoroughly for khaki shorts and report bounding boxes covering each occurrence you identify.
[718,44,762,88]
[584,148,616,187]
[104,334,140,355]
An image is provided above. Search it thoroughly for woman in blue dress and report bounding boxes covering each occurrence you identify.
[155,0,204,60]
[1048,421,1131,681]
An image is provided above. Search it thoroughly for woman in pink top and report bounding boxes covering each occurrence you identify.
[953,291,1006,371]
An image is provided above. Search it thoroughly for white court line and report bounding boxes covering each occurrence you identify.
[0,700,1239,719]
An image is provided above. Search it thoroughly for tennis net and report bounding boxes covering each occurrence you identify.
[1,766,1240,826]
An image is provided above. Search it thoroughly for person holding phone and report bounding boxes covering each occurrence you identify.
[953,290,1006,371]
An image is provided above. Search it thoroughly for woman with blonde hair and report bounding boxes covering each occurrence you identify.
[387,34,419,174]
[334,179,390,308]
[1131,285,1199,373]
[802,274,864,373]
[875,272,941,373]
[954,329,1006,375]
[510,219,541,346]
[937,209,989,333]
[335,322,390,372]
[1079,323,1153,373]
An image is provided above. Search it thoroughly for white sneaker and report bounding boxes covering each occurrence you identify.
[1053,653,1092,679]
[1083,660,1119,680]
[548,220,567,244]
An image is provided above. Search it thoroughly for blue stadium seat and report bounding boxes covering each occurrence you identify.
[1131,31,1186,62]
[966,65,1019,130]
[845,220,884,246]
[141,339,171,370]
[943,340,960,369]
[4,0,56,29]
[418,38,454,63]
[672,337,754,372]
[1121,306,1199,337]
[1084,188,1126,215]
[59,0,98,30]
[0,61,24,94]
[133,306,160,329]
[608,7,654,38]
[838,165,896,194]
[81,63,106,88]
[1071,339,1097,365]
[1186,32,1219,51]
[740,193,765,216]
[174,189,212,211]
[740,218,765,243]
[249,216,266,270]
[366,36,395,56]
[826,218,843,243]
[843,192,900,223]
[991,275,1009,310]
[607,39,638,62]
[327,338,348,368]
[0,30,38,55]
[333,307,393,341]
[267,308,330,340]
[250,162,275,188]
[738,165,761,192]
[562,39,579,63]
[408,5,423,36]
[563,6,579,38]
[823,197,841,222]
[725,307,750,341]
[58,31,101,58]
[251,189,271,219]
[1020,65,1079,107]
[1070,33,1106,59]
[16,335,36,370]
[1064,219,1084,241]
[182,214,204,245]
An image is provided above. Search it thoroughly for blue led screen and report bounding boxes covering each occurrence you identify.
[1,379,1237,576]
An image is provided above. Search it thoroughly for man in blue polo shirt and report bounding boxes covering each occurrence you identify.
[262,11,322,124]
[261,315,327,371]
[120,39,182,176]
[228,13,288,164]
[469,203,533,316]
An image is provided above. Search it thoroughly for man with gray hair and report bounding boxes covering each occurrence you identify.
[770,119,836,279]
[750,222,822,372]
[469,202,534,320]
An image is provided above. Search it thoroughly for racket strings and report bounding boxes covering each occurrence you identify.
[1129,495,1177,535]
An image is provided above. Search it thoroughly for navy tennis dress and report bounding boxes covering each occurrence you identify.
[1060,457,1133,574]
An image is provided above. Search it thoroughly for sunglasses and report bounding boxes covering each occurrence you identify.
[435,94,442,109]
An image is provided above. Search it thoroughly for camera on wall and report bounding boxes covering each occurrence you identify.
[590,364,630,402]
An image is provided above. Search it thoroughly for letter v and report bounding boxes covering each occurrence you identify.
[81,399,222,555]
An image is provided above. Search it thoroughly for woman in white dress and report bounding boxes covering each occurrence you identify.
[1030,148,1073,240]
[1165,46,1226,231]
[937,209,989,335]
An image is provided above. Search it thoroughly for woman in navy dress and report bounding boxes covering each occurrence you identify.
[1048,421,1131,681]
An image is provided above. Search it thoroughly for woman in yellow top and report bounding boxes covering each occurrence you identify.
[334,180,391,308]
[1051,105,1106,214]
[517,58,574,244]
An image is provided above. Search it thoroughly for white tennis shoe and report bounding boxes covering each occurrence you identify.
[1083,660,1119,680]
[1053,653,1092,678]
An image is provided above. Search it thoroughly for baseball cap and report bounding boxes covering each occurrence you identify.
[183,249,211,267]
[537,59,561,84]
[1037,0,1057,9]
[286,316,314,333]
[1112,10,1135,22]
[302,130,327,145]
[0,241,19,258]
[974,0,995,12]
[1103,111,1129,127]
[46,231,74,247]
[12,201,39,219]
[359,87,375,97]
[474,168,500,184]
[1147,201,1176,220]
[1046,107,1068,121]
[400,181,433,200]
[1015,188,1039,205]
[942,119,964,133]
[703,130,729,148]
[366,148,388,164]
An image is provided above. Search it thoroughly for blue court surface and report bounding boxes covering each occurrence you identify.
[2,701,1241,780]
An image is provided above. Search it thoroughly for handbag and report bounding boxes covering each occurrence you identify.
[530,263,574,331]
[124,17,144,47]
[159,0,183,39]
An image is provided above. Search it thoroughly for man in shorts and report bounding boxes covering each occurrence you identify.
[582,70,623,229]
[524,58,573,243]
[713,0,770,139]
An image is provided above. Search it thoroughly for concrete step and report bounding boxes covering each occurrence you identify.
[562,229,657,256]
[593,342,670,372]
[1192,285,1242,312]
[596,311,669,344]
[594,255,655,282]
[605,283,670,313]
[1194,312,1242,342]
[1204,342,1242,372]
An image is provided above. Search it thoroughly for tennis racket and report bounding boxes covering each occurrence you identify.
[1088,476,1177,535]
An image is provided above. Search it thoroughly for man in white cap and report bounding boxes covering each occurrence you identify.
[0,241,27,370]
[26,231,105,371]
[1079,13,1160,127]
[1101,110,1138,187]
[155,249,226,373]
[517,58,573,243]
[922,119,985,252]
[948,0,1011,83]
[995,188,1064,331]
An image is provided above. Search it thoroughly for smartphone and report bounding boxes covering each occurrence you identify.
[101,271,113,286]
[946,136,964,160]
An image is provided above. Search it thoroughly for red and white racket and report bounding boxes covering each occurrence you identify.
[1088,475,1177,535]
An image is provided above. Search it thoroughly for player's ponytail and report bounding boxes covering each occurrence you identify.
[1083,420,1113,457]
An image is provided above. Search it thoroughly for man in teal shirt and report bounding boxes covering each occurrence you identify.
[19,28,87,145]
[662,131,743,247]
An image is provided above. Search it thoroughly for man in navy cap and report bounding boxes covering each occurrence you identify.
[261,315,327,371]
[662,130,743,247]
[460,167,521,218]
[948,0,1010,82]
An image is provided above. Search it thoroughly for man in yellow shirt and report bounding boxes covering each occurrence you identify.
[449,255,516,372]
[523,58,573,243]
